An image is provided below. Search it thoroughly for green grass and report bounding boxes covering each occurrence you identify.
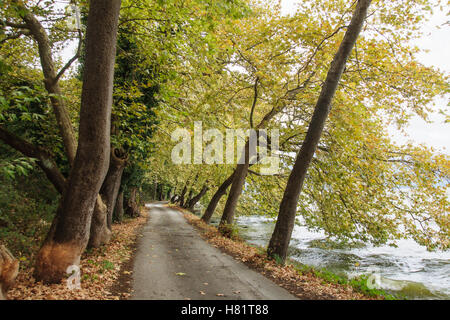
[100,260,115,272]
[291,262,399,300]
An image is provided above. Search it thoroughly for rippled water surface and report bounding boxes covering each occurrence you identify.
[232,215,450,299]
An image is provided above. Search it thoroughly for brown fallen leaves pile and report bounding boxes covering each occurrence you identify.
[7,211,147,300]
[182,211,379,300]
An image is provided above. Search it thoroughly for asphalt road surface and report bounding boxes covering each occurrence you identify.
[131,203,297,300]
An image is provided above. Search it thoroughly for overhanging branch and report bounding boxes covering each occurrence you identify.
[0,126,66,193]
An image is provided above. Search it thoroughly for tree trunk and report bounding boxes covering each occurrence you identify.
[0,245,19,300]
[267,0,372,264]
[102,149,127,230]
[88,149,127,247]
[157,184,163,201]
[183,189,194,209]
[178,185,187,207]
[153,179,158,200]
[165,187,172,201]
[114,189,125,222]
[88,195,111,248]
[125,187,140,217]
[34,0,121,283]
[219,162,249,231]
[187,184,209,211]
[219,138,256,231]
[201,172,235,223]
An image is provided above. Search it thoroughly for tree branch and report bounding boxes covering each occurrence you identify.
[54,29,83,84]
[249,77,259,128]
[0,126,66,193]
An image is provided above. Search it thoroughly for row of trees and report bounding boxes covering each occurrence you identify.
[0,0,252,290]
[0,0,448,297]
[158,0,449,263]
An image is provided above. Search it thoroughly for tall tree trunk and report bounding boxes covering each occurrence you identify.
[157,184,163,201]
[165,187,172,201]
[201,172,235,223]
[219,137,257,231]
[88,149,127,247]
[0,245,19,300]
[88,196,110,249]
[183,189,194,209]
[187,184,209,211]
[125,187,140,217]
[34,0,121,283]
[219,162,249,230]
[102,149,127,230]
[114,189,125,222]
[178,185,187,207]
[267,0,372,264]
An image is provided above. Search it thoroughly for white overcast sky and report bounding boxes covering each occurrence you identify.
[279,0,450,154]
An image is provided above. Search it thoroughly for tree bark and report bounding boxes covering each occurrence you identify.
[114,189,125,222]
[178,185,187,207]
[219,136,258,231]
[88,195,111,249]
[34,0,121,283]
[153,179,158,200]
[125,187,140,217]
[187,184,209,211]
[183,189,194,209]
[89,148,128,249]
[201,172,235,223]
[267,0,372,263]
[102,149,127,229]
[0,245,19,300]
[165,187,172,201]
[219,162,249,230]
[157,184,163,201]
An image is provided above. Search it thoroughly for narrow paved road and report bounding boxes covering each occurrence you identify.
[131,203,297,300]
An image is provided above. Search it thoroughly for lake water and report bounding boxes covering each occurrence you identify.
[231,215,450,300]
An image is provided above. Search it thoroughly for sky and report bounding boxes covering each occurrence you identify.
[279,0,450,154]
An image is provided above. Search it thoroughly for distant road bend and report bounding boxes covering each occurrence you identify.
[131,203,297,300]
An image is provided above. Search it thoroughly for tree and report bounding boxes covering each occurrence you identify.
[141,0,448,253]
[201,172,235,223]
[34,0,121,283]
[186,184,209,211]
[267,0,372,263]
